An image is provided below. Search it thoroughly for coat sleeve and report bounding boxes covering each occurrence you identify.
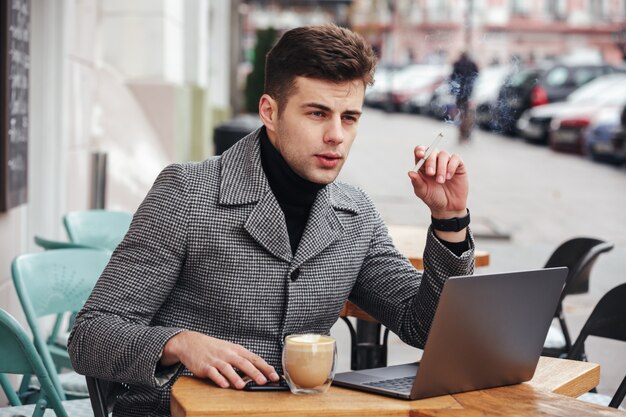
[68,163,190,387]
[349,206,475,349]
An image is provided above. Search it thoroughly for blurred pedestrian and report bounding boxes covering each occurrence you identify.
[450,52,479,142]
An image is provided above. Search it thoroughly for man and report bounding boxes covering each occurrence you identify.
[69,24,473,417]
[450,52,479,142]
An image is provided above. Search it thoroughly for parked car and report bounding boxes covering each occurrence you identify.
[517,73,626,144]
[365,65,447,112]
[426,65,512,124]
[402,74,447,114]
[492,62,617,135]
[549,80,626,154]
[388,65,448,113]
[472,65,514,130]
[364,66,396,109]
[584,105,626,165]
[426,82,454,120]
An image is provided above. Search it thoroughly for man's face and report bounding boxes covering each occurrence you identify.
[261,76,365,185]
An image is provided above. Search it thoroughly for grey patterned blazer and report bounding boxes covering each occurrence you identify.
[68,128,474,417]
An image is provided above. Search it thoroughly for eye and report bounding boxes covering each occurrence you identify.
[310,111,325,118]
[342,115,358,124]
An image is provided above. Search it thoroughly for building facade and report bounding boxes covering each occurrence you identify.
[351,0,626,67]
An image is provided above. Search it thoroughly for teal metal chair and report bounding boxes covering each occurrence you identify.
[63,210,132,252]
[11,249,111,402]
[0,308,93,417]
[32,236,95,367]
[34,236,91,251]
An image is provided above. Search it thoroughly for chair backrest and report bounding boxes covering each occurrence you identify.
[0,308,69,417]
[11,249,111,399]
[63,210,133,251]
[34,235,92,250]
[544,238,614,299]
[567,283,626,408]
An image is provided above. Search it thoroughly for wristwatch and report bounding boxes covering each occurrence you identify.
[431,209,470,232]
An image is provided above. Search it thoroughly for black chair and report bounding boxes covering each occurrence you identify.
[542,238,614,358]
[85,376,128,417]
[85,376,109,417]
[566,282,626,409]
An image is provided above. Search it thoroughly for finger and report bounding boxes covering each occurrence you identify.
[232,356,268,385]
[423,148,439,177]
[413,145,428,165]
[446,154,462,180]
[206,366,230,389]
[247,352,280,381]
[233,346,279,382]
[216,361,246,390]
[436,151,450,184]
[408,170,428,198]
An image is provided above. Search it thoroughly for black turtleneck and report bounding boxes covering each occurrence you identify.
[258,128,469,257]
[260,128,324,254]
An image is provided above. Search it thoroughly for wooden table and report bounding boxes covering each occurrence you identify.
[171,357,624,416]
[387,225,490,269]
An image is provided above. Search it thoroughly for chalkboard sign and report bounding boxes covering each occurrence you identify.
[0,0,29,211]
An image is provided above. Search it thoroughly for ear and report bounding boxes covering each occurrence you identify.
[259,94,278,134]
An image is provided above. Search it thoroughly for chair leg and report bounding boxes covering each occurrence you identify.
[558,312,572,353]
[86,376,110,417]
[609,374,626,409]
[17,374,40,404]
[340,317,389,370]
[340,317,359,371]
[0,374,22,406]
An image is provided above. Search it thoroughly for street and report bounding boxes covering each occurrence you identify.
[330,108,626,399]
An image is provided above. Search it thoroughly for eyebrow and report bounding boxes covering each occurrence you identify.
[302,102,362,116]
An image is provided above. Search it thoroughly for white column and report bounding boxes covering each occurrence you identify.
[28,0,71,243]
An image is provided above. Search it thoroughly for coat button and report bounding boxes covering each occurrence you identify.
[290,268,300,281]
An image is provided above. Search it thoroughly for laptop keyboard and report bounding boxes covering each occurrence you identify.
[363,376,415,392]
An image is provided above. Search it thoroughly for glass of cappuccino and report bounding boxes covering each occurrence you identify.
[282,333,337,394]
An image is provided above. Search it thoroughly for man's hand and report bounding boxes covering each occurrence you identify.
[408,145,468,242]
[160,330,279,389]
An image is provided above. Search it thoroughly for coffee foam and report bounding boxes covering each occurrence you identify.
[287,334,334,345]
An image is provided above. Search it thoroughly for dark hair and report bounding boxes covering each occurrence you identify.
[264,24,377,112]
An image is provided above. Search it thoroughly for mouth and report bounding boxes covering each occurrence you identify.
[315,153,343,168]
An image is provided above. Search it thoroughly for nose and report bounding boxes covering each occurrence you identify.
[324,115,345,144]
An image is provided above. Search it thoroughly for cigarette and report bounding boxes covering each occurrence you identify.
[413,132,444,172]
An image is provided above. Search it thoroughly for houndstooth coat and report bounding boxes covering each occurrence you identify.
[68,128,475,417]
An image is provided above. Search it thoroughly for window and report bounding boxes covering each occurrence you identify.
[588,0,606,21]
[545,67,569,87]
[572,67,605,87]
[428,0,452,21]
[545,0,566,20]
[510,0,528,16]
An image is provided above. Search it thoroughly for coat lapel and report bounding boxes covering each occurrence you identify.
[244,191,292,262]
[292,184,359,269]
[218,129,292,263]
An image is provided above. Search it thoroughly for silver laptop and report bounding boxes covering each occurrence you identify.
[333,267,567,400]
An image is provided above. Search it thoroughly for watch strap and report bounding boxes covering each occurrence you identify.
[431,209,470,232]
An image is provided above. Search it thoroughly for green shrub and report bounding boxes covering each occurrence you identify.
[244,27,277,113]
